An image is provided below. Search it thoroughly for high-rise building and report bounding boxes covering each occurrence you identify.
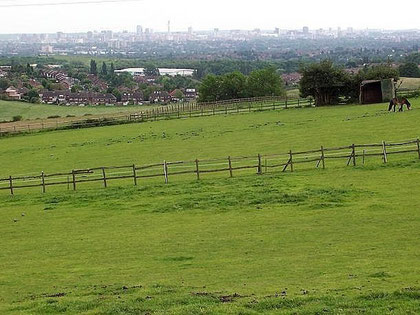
[213,28,219,37]
[56,32,64,41]
[136,25,143,35]
[303,26,309,34]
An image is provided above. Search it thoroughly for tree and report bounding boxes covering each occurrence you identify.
[26,63,34,75]
[398,62,420,78]
[101,62,108,76]
[173,89,185,100]
[143,65,160,77]
[199,74,223,102]
[23,89,40,103]
[90,59,97,76]
[71,85,82,93]
[247,67,285,97]
[109,63,115,76]
[0,78,10,90]
[112,88,122,102]
[299,60,350,106]
[360,64,399,81]
[220,71,247,99]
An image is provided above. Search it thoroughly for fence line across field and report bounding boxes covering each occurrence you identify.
[1,138,420,195]
[0,96,313,136]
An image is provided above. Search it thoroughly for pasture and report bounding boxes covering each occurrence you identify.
[1,101,420,313]
[0,100,157,122]
[399,77,420,90]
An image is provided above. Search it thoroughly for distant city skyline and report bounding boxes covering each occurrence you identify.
[0,0,419,34]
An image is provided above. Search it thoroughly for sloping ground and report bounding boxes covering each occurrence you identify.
[1,102,420,313]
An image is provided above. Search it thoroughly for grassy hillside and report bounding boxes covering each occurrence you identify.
[1,101,420,313]
[0,100,157,122]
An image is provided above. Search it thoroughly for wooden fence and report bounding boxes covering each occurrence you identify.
[0,96,312,136]
[1,138,419,195]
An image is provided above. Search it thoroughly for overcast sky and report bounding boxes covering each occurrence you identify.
[1,0,420,34]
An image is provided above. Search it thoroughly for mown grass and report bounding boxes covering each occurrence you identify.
[1,100,420,313]
[0,100,157,121]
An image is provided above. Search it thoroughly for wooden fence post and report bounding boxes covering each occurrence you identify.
[9,176,14,195]
[163,161,169,184]
[41,171,46,193]
[285,96,288,109]
[363,150,366,165]
[102,167,107,188]
[257,154,262,174]
[228,156,233,177]
[382,141,388,164]
[321,146,325,169]
[352,144,357,166]
[417,138,420,159]
[133,164,137,186]
[72,170,76,191]
[195,159,200,180]
[289,150,294,172]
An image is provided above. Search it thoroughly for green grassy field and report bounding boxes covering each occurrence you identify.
[0,100,158,122]
[1,101,420,313]
[399,77,420,90]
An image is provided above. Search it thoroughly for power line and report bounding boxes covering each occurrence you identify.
[0,0,141,7]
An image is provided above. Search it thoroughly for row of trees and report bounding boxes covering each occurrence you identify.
[299,61,400,106]
[199,67,285,102]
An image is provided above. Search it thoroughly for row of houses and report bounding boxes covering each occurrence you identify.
[40,70,76,89]
[1,85,198,105]
[41,91,117,105]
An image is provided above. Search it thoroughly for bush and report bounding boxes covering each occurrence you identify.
[12,115,23,122]
[47,115,61,119]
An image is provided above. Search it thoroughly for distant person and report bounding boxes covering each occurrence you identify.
[388,98,398,112]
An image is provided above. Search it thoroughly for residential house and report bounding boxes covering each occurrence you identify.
[4,86,28,100]
[121,92,144,105]
[150,91,171,104]
[184,88,198,101]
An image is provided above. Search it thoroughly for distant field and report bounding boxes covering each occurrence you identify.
[0,100,158,121]
[399,77,420,90]
[1,101,420,313]
[286,88,300,98]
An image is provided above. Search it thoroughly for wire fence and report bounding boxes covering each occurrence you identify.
[1,138,419,195]
[0,96,312,136]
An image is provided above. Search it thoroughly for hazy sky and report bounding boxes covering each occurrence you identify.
[1,0,420,34]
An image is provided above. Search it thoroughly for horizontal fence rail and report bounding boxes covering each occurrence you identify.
[1,138,419,195]
[0,96,312,136]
